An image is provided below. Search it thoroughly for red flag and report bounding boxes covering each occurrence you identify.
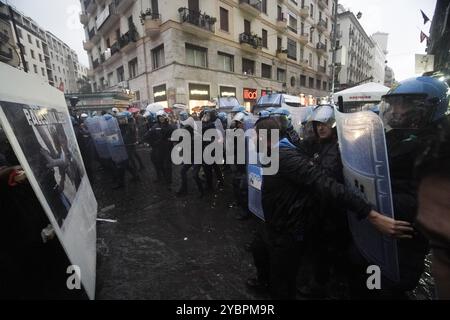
[58,81,65,92]
[420,31,428,43]
[420,10,430,24]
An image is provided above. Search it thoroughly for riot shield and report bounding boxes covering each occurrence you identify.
[246,117,265,221]
[85,116,110,160]
[335,108,399,282]
[100,115,128,164]
[288,106,314,133]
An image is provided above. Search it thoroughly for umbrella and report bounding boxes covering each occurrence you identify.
[128,107,140,113]
[146,103,165,113]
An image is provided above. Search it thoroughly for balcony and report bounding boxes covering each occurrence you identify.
[103,42,122,66]
[239,33,262,52]
[318,0,328,10]
[79,12,89,25]
[299,6,309,18]
[141,10,162,38]
[85,0,97,15]
[298,32,309,44]
[316,42,327,55]
[299,59,309,68]
[119,28,138,53]
[317,65,327,75]
[96,3,120,34]
[114,0,136,14]
[239,0,262,17]
[316,19,327,33]
[276,49,288,61]
[179,8,216,38]
[276,14,287,32]
[92,58,100,69]
[83,40,94,51]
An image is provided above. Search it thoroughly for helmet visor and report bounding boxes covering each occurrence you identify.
[380,94,430,130]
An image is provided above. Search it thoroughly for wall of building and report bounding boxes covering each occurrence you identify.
[82,0,335,107]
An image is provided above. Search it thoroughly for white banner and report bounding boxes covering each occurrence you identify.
[0,63,97,299]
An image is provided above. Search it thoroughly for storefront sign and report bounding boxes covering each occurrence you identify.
[220,86,236,97]
[243,88,258,101]
[153,84,167,102]
[189,83,210,100]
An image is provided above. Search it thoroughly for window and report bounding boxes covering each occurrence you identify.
[41,68,45,76]
[310,30,314,43]
[38,54,42,62]
[288,15,297,33]
[186,44,207,68]
[30,49,35,59]
[301,22,305,36]
[129,58,138,78]
[277,5,282,20]
[300,75,306,87]
[309,77,314,88]
[262,29,268,48]
[277,37,282,51]
[151,0,159,13]
[277,68,286,82]
[108,72,114,87]
[261,63,271,79]
[50,52,53,58]
[218,52,234,72]
[17,29,22,39]
[152,45,165,70]
[287,38,297,60]
[54,75,57,82]
[310,4,314,18]
[36,40,40,48]
[242,58,255,75]
[316,79,321,90]
[300,46,304,60]
[28,34,32,44]
[262,0,267,14]
[323,81,327,91]
[58,66,61,72]
[117,66,125,82]
[33,64,37,74]
[244,19,251,34]
[290,76,296,87]
[52,64,55,70]
[309,53,313,67]
[220,7,229,32]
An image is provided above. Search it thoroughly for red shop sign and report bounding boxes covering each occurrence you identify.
[243,88,258,101]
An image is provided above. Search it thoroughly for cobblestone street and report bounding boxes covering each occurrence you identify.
[93,147,263,300]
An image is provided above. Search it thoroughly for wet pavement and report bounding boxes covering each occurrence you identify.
[94,147,263,300]
[92,147,434,300]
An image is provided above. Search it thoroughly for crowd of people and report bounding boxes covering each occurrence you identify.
[1,75,449,299]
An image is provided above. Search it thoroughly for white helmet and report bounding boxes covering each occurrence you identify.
[233,112,247,123]
[81,113,88,119]
[112,107,119,114]
[156,110,167,118]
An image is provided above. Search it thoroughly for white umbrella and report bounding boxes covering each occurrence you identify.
[332,82,391,103]
[145,103,165,113]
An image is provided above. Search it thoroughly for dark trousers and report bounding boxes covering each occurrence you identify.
[179,163,203,194]
[151,149,172,185]
[115,160,138,187]
[203,163,224,190]
[251,224,305,299]
[127,145,145,171]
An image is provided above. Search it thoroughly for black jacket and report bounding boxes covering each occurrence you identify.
[262,140,372,239]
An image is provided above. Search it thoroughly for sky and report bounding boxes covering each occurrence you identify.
[339,0,436,81]
[6,0,438,81]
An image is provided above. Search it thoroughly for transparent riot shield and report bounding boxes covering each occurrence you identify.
[335,108,399,283]
[85,116,111,160]
[246,117,265,221]
[100,115,128,164]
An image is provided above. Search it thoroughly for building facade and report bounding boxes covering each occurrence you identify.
[370,35,386,84]
[335,7,375,91]
[81,0,336,110]
[384,65,395,87]
[426,0,450,73]
[0,1,88,93]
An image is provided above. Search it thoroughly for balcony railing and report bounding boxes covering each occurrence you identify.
[110,42,120,56]
[239,0,262,12]
[316,42,327,52]
[178,7,216,32]
[140,9,161,24]
[239,32,262,49]
[318,65,326,74]
[119,29,138,48]
[93,58,99,69]
[88,27,96,40]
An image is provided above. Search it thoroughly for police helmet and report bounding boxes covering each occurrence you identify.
[217,112,227,122]
[266,107,276,114]
[311,105,336,128]
[233,112,247,123]
[232,106,246,113]
[271,108,292,127]
[380,76,449,130]
[258,110,270,118]
[179,111,189,122]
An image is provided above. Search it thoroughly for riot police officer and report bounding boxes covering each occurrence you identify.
[270,108,301,148]
[144,110,175,188]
